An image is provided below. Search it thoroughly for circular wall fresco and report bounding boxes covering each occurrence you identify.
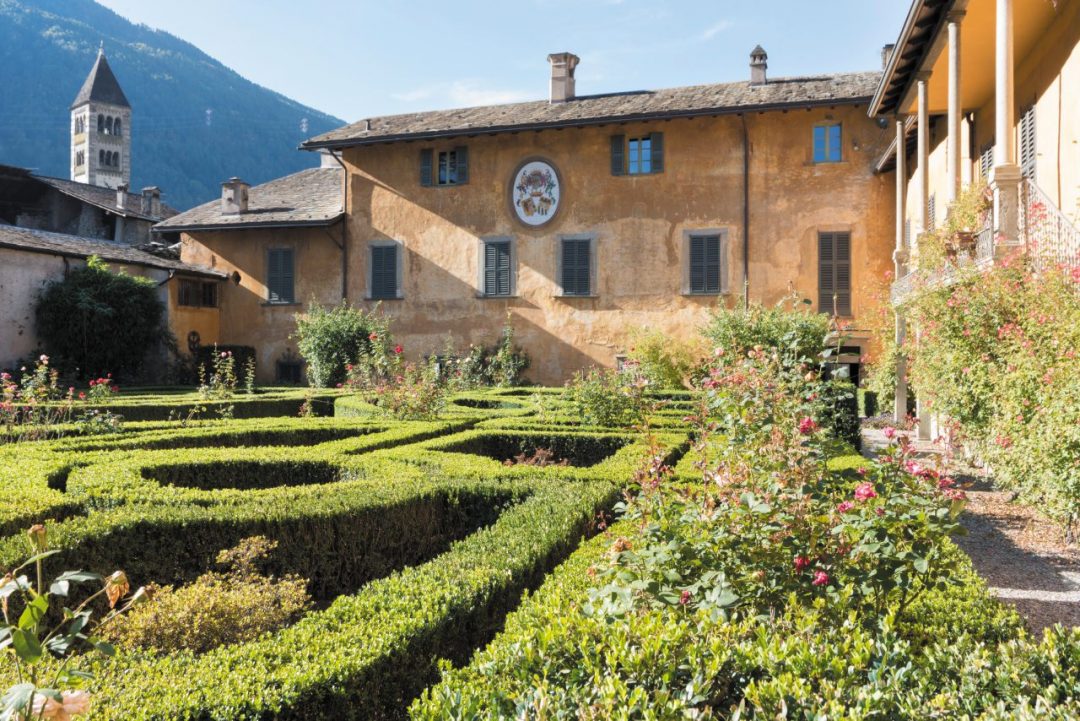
[510,159,560,227]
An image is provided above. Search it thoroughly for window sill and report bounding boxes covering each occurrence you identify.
[556,294,599,299]
[681,291,727,298]
[476,294,518,300]
[365,295,403,301]
[262,301,301,307]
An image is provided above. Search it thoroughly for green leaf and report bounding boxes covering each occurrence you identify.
[17,595,48,631]
[10,628,43,663]
[1,683,36,715]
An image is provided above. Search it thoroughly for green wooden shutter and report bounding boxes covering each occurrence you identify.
[561,238,591,295]
[371,245,398,299]
[818,233,834,314]
[649,132,664,173]
[834,232,851,317]
[484,242,512,296]
[420,149,434,186]
[1020,107,1036,180]
[268,248,294,303]
[280,249,295,303]
[689,235,705,293]
[704,235,720,293]
[455,146,469,184]
[818,232,850,316]
[610,135,625,176]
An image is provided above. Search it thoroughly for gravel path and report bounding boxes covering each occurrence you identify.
[862,427,1080,634]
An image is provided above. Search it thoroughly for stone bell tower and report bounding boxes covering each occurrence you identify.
[71,45,131,189]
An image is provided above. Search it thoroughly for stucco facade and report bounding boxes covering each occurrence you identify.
[178,103,894,385]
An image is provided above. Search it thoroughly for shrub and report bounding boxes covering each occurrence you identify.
[35,255,168,379]
[440,317,531,389]
[294,302,386,387]
[194,345,255,389]
[819,378,860,450]
[563,366,649,428]
[701,295,829,371]
[625,327,706,389]
[105,536,312,654]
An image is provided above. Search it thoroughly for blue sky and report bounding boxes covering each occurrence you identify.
[96,0,910,123]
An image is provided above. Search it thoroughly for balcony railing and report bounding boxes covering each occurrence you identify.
[1021,178,1080,273]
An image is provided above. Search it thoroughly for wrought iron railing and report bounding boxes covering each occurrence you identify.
[1021,179,1080,273]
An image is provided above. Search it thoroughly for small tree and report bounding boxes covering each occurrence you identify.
[35,256,169,379]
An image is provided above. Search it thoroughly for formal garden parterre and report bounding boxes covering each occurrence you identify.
[2,302,1078,720]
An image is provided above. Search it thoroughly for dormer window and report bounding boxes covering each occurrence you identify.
[420,147,469,187]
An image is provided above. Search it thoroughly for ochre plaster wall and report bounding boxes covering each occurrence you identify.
[178,227,343,383]
[181,107,894,385]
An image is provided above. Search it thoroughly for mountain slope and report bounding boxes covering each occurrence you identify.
[0,0,344,210]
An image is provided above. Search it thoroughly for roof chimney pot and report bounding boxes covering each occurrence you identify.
[547,52,580,103]
[750,45,768,86]
[881,44,896,70]
[115,183,127,211]
[221,177,250,215]
[141,186,161,217]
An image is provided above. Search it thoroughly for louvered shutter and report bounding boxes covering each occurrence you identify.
[420,149,434,186]
[561,239,591,296]
[268,248,294,303]
[610,135,625,176]
[1020,107,1036,180]
[484,242,511,296]
[371,245,398,299]
[818,233,850,316]
[818,233,834,314]
[455,146,469,184]
[689,235,705,293]
[834,232,851,316]
[650,132,664,173]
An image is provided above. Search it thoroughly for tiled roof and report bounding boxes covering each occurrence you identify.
[33,176,178,222]
[0,224,224,278]
[71,49,130,109]
[154,167,344,232]
[303,71,882,149]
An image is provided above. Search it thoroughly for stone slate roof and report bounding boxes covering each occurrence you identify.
[0,224,224,278]
[303,71,882,149]
[71,49,130,109]
[154,167,344,232]
[34,175,178,222]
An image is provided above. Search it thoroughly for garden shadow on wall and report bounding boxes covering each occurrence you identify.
[441,432,629,468]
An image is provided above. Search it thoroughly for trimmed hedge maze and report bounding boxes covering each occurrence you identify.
[1,389,686,720]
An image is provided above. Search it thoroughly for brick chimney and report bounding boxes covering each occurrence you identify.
[115,183,127,211]
[750,46,767,86]
[547,52,580,103]
[221,177,250,215]
[141,186,161,217]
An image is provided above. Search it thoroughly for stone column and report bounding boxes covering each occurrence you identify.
[991,0,1022,248]
[915,75,930,239]
[893,118,909,423]
[947,13,964,202]
[915,75,932,440]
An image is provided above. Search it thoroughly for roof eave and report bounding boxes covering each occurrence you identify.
[0,239,226,279]
[869,0,928,117]
[153,213,345,234]
[301,95,875,150]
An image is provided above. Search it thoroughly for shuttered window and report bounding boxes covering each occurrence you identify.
[420,149,434,186]
[813,124,842,163]
[267,248,295,304]
[483,240,512,296]
[560,238,592,296]
[422,147,469,186]
[370,244,399,299]
[1020,106,1036,180]
[688,234,723,294]
[611,132,664,175]
[979,142,995,180]
[818,232,851,317]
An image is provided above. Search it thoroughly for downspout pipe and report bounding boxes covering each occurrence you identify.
[741,114,750,309]
[327,150,349,301]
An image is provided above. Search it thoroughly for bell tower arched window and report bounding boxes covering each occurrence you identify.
[113,119,122,137]
[98,114,104,133]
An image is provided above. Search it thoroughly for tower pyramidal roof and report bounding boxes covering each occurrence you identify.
[70,46,130,110]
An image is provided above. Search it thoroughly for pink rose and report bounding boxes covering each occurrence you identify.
[837,501,855,513]
[798,417,817,435]
[32,690,90,721]
[793,555,811,571]
[812,570,829,586]
[854,482,877,501]
[883,426,896,440]
[679,589,692,606]
[394,344,403,354]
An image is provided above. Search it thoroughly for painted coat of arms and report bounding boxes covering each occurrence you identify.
[511,160,560,226]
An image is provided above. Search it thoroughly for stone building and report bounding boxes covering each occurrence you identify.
[163,50,895,385]
[875,0,1080,433]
